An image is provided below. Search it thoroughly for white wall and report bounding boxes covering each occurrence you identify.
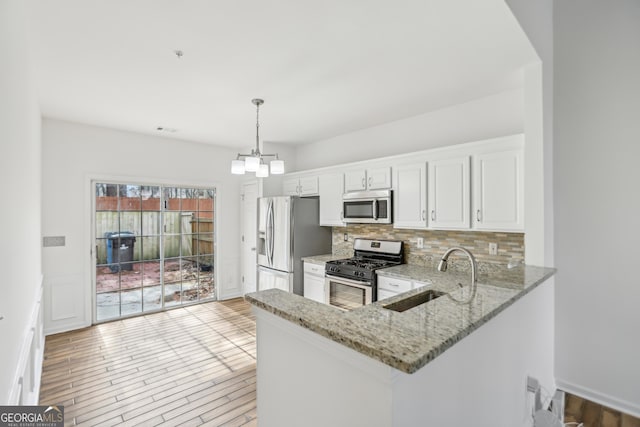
[554,0,640,416]
[294,88,524,170]
[506,0,554,268]
[41,119,243,334]
[0,0,43,404]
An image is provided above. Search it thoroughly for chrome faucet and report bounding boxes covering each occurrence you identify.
[437,247,477,304]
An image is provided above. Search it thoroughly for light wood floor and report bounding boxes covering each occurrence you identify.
[39,298,257,427]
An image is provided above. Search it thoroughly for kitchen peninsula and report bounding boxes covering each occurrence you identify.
[246,264,556,427]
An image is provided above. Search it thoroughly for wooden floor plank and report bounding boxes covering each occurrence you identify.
[40,298,257,427]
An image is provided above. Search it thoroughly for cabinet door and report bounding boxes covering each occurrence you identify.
[367,167,392,190]
[473,149,524,231]
[319,173,344,226]
[299,176,319,196]
[304,274,327,304]
[428,156,470,229]
[394,163,427,229]
[378,276,413,293]
[344,170,367,192]
[377,288,397,302]
[283,178,300,196]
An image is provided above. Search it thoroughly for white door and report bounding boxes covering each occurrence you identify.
[241,181,259,295]
[428,156,470,229]
[319,172,344,226]
[367,167,392,190]
[473,149,524,231]
[344,170,367,192]
[394,163,427,229]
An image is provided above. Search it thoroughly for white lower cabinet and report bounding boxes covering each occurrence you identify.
[377,276,412,301]
[377,275,432,301]
[303,261,327,304]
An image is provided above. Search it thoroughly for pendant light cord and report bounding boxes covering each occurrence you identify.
[255,101,260,154]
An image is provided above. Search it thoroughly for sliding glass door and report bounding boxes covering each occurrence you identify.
[95,182,215,322]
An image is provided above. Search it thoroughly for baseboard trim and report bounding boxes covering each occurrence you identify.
[556,377,640,418]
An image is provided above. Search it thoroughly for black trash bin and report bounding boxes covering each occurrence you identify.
[104,231,136,272]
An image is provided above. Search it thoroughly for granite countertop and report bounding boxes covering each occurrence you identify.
[245,264,556,374]
[301,254,346,264]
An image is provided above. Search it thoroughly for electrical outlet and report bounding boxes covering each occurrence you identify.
[489,242,498,255]
[343,233,348,242]
[416,237,424,249]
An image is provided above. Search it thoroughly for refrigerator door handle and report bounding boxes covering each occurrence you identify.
[265,201,272,266]
[268,201,275,266]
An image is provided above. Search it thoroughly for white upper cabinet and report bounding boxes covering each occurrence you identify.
[283,176,319,197]
[394,163,427,229]
[319,172,344,226]
[344,167,391,192]
[472,147,524,231]
[428,156,470,229]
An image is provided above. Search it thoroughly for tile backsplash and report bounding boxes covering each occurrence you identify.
[332,224,524,273]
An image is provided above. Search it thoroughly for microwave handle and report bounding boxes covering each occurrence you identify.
[372,199,378,220]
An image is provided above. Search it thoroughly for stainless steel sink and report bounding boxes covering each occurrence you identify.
[383,289,446,312]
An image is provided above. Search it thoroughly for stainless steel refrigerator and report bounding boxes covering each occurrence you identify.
[257,196,332,296]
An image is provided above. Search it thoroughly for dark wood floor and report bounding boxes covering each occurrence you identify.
[39,298,257,426]
[565,392,640,427]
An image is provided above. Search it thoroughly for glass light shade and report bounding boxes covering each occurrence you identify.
[270,159,285,174]
[245,156,260,172]
[256,163,269,178]
[231,159,246,174]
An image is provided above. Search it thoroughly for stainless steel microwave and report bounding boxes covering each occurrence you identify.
[342,190,392,224]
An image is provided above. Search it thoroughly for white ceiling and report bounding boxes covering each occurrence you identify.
[28,0,538,148]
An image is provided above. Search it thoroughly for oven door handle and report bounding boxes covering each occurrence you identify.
[325,274,372,288]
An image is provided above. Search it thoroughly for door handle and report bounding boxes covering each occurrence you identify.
[431,210,435,221]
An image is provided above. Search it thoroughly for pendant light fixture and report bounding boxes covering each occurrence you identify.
[231,99,284,177]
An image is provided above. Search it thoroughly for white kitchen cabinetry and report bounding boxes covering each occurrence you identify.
[428,156,470,229]
[283,176,319,197]
[473,148,524,231]
[304,261,326,304]
[394,163,427,229]
[344,167,391,192]
[319,173,344,226]
[377,275,432,301]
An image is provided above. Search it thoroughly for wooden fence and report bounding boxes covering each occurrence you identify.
[96,211,214,264]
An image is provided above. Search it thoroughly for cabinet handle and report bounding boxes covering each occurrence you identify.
[340,211,344,220]
[368,177,372,187]
[389,283,399,287]
[422,209,426,221]
[431,210,435,221]
[362,177,366,188]
[476,209,481,222]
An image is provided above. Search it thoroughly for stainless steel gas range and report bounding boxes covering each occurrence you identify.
[324,239,404,311]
